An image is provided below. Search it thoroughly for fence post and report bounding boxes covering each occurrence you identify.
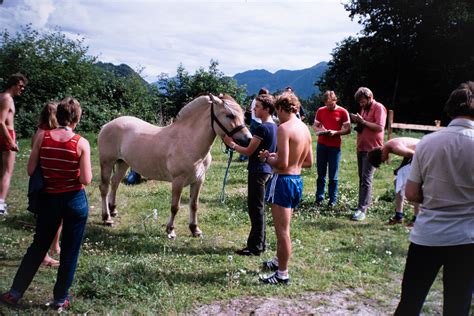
[387,110,394,141]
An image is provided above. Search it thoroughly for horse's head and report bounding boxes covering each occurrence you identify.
[209,94,252,146]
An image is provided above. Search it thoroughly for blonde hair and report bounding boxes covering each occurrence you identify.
[275,93,300,114]
[39,102,58,129]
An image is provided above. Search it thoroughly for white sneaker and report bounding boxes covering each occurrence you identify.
[351,210,366,221]
[0,203,7,216]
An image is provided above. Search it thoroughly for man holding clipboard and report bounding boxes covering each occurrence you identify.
[312,91,351,207]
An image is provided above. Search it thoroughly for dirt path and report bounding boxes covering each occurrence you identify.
[193,289,395,315]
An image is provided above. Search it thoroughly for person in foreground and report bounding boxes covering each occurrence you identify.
[258,93,313,285]
[0,73,27,215]
[0,97,92,311]
[312,90,351,207]
[368,137,420,225]
[395,82,474,315]
[224,93,277,256]
[349,87,387,221]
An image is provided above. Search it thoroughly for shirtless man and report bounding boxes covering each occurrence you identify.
[368,137,420,224]
[0,73,27,215]
[258,92,313,285]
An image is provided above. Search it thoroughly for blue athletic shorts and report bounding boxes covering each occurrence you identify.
[265,174,303,209]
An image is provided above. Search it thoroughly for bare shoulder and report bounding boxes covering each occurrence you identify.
[0,93,12,107]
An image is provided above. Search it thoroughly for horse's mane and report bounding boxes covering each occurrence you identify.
[175,94,241,121]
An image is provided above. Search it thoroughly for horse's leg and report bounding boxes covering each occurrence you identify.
[99,161,114,225]
[166,179,184,239]
[189,179,204,237]
[108,160,129,218]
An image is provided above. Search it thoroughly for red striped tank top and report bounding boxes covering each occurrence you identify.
[40,130,83,193]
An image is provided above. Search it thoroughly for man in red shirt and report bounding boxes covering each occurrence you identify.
[312,91,351,207]
[350,87,387,221]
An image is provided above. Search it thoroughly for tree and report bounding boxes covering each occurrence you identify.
[157,60,247,121]
[318,0,474,124]
[0,25,161,136]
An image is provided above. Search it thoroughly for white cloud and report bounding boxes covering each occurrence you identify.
[0,0,361,81]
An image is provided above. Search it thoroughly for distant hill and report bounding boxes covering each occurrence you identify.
[233,62,328,98]
[95,62,148,85]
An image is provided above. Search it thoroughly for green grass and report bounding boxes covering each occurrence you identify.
[0,129,451,313]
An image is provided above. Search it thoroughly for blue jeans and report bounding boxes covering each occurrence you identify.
[10,189,88,303]
[316,143,341,204]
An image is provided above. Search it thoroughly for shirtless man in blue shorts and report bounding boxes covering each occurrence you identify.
[258,92,313,285]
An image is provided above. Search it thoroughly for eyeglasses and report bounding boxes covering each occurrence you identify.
[17,84,26,89]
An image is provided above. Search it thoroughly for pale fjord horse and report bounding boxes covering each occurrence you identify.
[98,94,251,238]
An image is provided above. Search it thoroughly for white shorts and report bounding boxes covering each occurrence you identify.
[395,164,411,197]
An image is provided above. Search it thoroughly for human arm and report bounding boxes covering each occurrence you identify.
[405,180,423,203]
[77,138,93,185]
[223,134,261,156]
[27,131,44,176]
[302,138,313,168]
[350,113,384,132]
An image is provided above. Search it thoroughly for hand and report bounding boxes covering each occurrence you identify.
[258,149,269,162]
[327,130,338,137]
[350,113,363,124]
[10,142,19,152]
[223,135,234,148]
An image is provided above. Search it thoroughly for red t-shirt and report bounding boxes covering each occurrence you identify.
[315,105,350,148]
[356,100,387,152]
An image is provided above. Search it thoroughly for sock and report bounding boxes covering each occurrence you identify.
[0,198,4,204]
[277,269,289,279]
[395,212,404,219]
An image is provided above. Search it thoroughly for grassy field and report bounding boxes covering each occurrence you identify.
[0,129,452,314]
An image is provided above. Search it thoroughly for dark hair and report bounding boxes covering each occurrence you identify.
[5,73,28,89]
[368,147,383,168]
[444,81,474,118]
[56,97,81,126]
[256,94,275,115]
[258,88,269,95]
[39,102,58,129]
[285,86,294,93]
[275,93,300,114]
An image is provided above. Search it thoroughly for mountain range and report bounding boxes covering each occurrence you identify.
[232,62,328,98]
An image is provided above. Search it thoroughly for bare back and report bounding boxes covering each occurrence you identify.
[385,137,419,159]
[274,117,313,175]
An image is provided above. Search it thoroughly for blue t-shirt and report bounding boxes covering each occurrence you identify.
[248,121,277,174]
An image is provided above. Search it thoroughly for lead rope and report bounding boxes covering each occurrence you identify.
[219,144,234,203]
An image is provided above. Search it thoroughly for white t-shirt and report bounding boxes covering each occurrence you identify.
[408,118,474,246]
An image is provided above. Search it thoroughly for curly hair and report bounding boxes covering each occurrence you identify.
[354,87,373,101]
[256,94,275,115]
[275,93,300,114]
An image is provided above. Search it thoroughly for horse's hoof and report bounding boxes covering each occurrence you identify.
[189,224,202,237]
[103,220,114,227]
[110,210,118,217]
[167,231,177,239]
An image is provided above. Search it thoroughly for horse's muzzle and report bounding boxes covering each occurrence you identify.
[235,134,252,147]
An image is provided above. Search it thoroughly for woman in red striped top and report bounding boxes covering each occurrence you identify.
[1,97,92,311]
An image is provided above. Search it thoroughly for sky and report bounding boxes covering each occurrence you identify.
[0,0,362,82]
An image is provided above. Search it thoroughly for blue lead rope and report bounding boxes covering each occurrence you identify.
[220,145,234,204]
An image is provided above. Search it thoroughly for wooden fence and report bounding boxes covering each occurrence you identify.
[387,110,444,140]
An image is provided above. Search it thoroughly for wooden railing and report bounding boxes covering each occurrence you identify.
[387,110,444,140]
